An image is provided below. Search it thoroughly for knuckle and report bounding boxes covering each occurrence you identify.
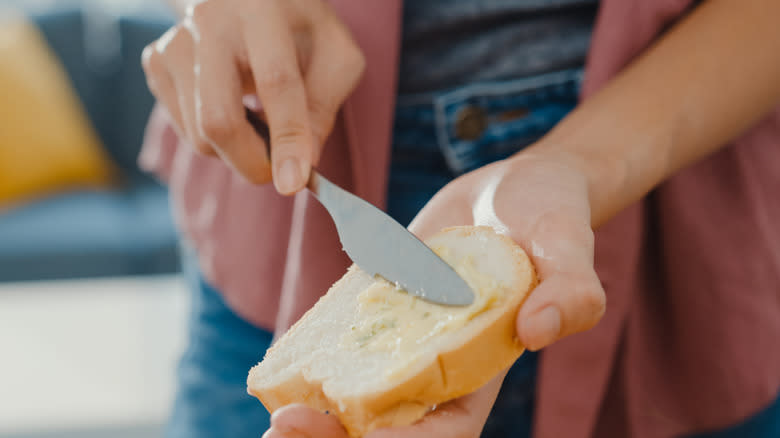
[187,0,220,34]
[578,280,606,322]
[190,138,215,155]
[198,106,237,143]
[141,44,163,75]
[323,46,365,92]
[141,47,167,97]
[307,97,336,125]
[330,25,366,79]
[151,26,194,71]
[154,25,182,55]
[255,66,301,93]
[272,122,309,148]
[345,44,366,77]
[164,30,191,57]
[187,0,210,21]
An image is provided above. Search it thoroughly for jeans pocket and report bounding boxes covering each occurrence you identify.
[433,69,583,175]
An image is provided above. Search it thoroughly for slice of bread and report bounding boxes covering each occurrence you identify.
[248,226,537,437]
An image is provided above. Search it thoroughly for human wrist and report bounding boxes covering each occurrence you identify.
[517,133,630,229]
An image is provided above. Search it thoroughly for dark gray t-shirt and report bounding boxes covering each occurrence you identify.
[399,0,599,94]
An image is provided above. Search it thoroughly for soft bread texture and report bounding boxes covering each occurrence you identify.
[248,226,537,437]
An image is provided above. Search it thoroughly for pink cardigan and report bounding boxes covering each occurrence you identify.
[139,0,780,436]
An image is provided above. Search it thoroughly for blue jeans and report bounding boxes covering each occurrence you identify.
[168,70,780,437]
[167,257,275,437]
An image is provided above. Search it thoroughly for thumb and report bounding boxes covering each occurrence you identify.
[517,270,605,351]
[407,192,472,240]
[269,404,348,438]
[513,216,606,351]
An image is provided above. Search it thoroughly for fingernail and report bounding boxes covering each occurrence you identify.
[276,158,301,194]
[523,306,561,350]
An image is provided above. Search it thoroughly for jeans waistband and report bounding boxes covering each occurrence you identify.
[391,68,584,175]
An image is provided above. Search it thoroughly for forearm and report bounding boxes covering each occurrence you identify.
[533,0,780,228]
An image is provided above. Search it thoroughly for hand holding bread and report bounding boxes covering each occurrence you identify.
[411,153,605,352]
[257,151,606,437]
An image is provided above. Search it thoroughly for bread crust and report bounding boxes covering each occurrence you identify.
[248,226,537,437]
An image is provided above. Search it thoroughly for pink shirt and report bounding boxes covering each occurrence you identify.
[139,0,780,436]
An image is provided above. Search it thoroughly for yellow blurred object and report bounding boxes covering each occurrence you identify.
[0,11,117,207]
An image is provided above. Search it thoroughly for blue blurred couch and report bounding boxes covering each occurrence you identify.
[0,7,181,282]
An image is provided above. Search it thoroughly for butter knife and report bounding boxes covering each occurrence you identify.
[246,110,474,306]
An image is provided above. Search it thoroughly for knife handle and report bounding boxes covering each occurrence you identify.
[245,107,271,146]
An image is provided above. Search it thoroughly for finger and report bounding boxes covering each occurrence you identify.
[158,24,217,157]
[517,271,605,350]
[142,39,185,139]
[407,187,473,239]
[271,404,349,438]
[514,214,605,350]
[304,10,365,163]
[367,372,506,438]
[262,428,308,438]
[243,2,315,194]
[186,9,272,182]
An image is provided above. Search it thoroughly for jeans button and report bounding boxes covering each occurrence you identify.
[454,105,487,140]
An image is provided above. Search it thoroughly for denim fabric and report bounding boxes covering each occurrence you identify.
[167,256,273,438]
[388,69,583,226]
[169,68,780,437]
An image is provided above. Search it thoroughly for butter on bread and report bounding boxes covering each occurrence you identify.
[247,226,537,437]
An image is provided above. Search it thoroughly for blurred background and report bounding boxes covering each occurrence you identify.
[0,0,186,436]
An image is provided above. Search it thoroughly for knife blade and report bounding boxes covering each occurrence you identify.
[246,109,474,306]
[307,172,474,306]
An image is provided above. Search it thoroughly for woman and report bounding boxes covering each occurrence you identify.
[140,0,780,437]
